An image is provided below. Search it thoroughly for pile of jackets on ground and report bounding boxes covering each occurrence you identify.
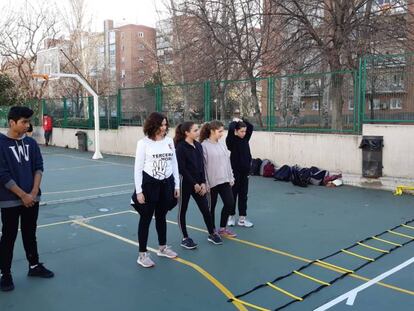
[250,158,343,188]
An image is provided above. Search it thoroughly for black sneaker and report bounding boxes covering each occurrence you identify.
[208,233,223,245]
[180,237,198,250]
[0,273,14,292]
[28,263,54,278]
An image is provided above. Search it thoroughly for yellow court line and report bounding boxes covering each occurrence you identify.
[372,236,402,247]
[99,211,414,297]
[341,249,375,262]
[231,298,271,311]
[266,282,303,301]
[402,224,414,230]
[315,260,354,273]
[357,242,389,254]
[293,270,331,286]
[72,220,247,311]
[388,230,414,240]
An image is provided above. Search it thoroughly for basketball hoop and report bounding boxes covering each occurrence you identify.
[32,73,50,81]
[34,47,60,81]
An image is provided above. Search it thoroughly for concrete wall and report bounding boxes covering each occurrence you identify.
[363,124,414,178]
[2,124,413,179]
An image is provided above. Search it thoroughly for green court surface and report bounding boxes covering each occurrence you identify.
[1,146,414,311]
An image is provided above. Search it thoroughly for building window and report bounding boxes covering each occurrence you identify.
[138,70,145,75]
[138,32,144,38]
[138,44,145,50]
[311,102,319,111]
[390,98,402,110]
[121,45,125,51]
[121,69,125,78]
[392,74,403,87]
[371,99,381,110]
[121,82,125,88]
[348,100,354,111]
[139,57,144,63]
[300,101,306,110]
[122,57,125,64]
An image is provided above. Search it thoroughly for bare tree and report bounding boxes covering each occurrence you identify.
[268,0,414,129]
[173,0,276,126]
[0,0,60,100]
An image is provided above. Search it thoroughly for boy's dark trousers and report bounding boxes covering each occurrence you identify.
[0,203,40,274]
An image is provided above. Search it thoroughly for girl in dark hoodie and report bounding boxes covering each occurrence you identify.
[175,122,222,249]
[226,119,254,227]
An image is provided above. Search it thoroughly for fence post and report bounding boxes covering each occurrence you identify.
[88,96,94,129]
[63,97,68,128]
[358,57,367,133]
[267,77,275,131]
[42,99,47,115]
[117,89,122,127]
[155,85,163,112]
[204,81,211,122]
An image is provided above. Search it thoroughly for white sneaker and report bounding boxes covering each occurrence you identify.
[237,217,254,228]
[157,246,178,259]
[137,252,155,268]
[227,215,236,227]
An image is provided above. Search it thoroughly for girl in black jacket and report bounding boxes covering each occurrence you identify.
[226,119,254,227]
[174,122,222,249]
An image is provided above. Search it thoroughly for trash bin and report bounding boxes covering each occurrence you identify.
[75,131,87,152]
[359,136,383,178]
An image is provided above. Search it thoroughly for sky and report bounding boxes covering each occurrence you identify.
[1,0,167,31]
[85,0,166,31]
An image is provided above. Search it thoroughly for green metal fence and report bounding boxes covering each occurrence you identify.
[361,53,414,124]
[18,52,414,133]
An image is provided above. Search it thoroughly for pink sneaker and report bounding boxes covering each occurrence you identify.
[218,228,237,238]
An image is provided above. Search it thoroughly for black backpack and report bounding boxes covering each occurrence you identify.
[274,165,292,181]
[291,165,311,187]
[250,158,262,176]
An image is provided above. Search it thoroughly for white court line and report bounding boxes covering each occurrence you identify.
[44,153,133,167]
[46,164,108,171]
[41,190,131,205]
[43,183,133,195]
[314,256,414,311]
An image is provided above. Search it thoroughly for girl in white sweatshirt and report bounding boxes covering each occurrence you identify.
[132,112,180,268]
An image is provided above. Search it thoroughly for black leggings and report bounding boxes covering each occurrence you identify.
[137,202,168,253]
[231,172,249,216]
[209,183,234,229]
[178,183,214,238]
[0,204,40,274]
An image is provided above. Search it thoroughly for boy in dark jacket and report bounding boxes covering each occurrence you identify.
[0,106,54,292]
[226,118,254,227]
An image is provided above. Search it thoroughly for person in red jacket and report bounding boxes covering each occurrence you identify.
[42,114,52,146]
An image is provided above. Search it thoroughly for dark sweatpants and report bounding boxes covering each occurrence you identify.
[0,204,40,274]
[231,172,249,216]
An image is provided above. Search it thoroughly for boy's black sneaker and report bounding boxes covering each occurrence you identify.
[0,273,15,292]
[181,237,198,250]
[28,263,54,278]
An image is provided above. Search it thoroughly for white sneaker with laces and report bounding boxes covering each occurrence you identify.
[137,252,155,268]
[227,215,236,227]
[237,217,254,228]
[157,246,178,259]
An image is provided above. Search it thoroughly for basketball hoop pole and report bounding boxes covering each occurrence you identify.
[54,73,103,160]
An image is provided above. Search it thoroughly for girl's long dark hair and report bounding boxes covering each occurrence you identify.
[234,121,246,130]
[199,120,223,143]
[174,121,195,146]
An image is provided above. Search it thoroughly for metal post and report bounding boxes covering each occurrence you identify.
[63,97,68,128]
[204,81,211,122]
[55,73,103,159]
[117,88,122,128]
